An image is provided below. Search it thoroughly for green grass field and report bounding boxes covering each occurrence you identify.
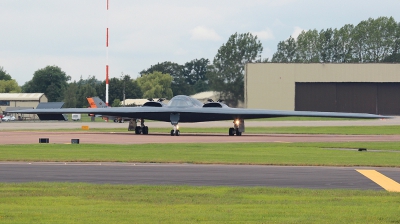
[1,142,400,167]
[2,124,400,223]
[0,183,399,224]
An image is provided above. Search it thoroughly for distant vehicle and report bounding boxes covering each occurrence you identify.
[72,114,81,121]
[2,115,16,122]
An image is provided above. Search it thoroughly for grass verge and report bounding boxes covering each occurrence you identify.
[0,183,398,224]
[1,142,400,167]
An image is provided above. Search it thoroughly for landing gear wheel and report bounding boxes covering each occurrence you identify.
[143,126,149,135]
[235,129,242,136]
[170,130,180,136]
[229,128,235,136]
[135,126,142,134]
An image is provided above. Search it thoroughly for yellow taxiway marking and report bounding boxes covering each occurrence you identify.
[357,170,400,192]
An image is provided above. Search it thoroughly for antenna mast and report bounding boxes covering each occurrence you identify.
[105,0,109,106]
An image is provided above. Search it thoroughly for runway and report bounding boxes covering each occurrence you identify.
[1,162,400,190]
[2,119,400,144]
[1,131,400,144]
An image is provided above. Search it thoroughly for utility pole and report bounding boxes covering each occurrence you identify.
[121,72,126,107]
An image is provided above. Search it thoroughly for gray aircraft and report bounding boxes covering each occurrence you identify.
[8,95,389,136]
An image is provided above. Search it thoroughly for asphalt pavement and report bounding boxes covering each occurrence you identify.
[1,162,399,190]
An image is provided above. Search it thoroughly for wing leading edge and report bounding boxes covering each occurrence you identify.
[7,106,388,122]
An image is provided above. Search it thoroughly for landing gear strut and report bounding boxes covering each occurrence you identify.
[170,113,180,136]
[229,119,244,136]
[133,118,148,135]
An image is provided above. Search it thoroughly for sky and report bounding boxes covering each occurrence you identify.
[1,0,399,85]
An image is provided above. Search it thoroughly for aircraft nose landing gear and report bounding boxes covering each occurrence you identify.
[170,113,180,136]
[170,125,180,136]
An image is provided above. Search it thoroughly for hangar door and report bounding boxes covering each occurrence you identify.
[295,82,400,115]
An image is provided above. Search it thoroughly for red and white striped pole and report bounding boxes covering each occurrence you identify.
[105,0,109,106]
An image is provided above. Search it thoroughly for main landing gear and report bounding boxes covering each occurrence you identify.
[229,119,244,136]
[131,118,149,135]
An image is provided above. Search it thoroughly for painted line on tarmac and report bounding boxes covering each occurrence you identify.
[356,170,400,192]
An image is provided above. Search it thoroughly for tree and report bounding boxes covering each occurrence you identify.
[182,58,210,93]
[295,29,320,62]
[318,28,335,63]
[140,61,191,95]
[112,98,121,107]
[136,71,173,99]
[207,32,263,106]
[121,74,142,99]
[63,82,78,108]
[0,80,21,93]
[140,59,212,95]
[353,17,398,62]
[271,36,297,62]
[22,65,70,102]
[0,67,12,81]
[270,16,400,64]
[331,24,355,62]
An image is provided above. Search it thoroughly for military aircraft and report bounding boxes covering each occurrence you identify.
[8,95,389,136]
[87,96,130,123]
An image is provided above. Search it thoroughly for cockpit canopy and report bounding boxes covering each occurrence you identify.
[167,95,203,108]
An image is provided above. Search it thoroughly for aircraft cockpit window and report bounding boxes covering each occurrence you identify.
[189,98,203,107]
[168,98,190,107]
[168,96,203,107]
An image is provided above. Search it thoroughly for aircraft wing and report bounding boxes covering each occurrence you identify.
[7,106,389,123]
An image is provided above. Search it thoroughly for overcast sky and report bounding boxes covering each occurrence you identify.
[1,0,399,85]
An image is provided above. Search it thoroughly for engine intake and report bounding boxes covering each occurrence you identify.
[143,101,163,107]
[203,102,224,108]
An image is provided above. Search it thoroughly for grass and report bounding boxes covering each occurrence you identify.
[1,142,400,167]
[0,183,398,224]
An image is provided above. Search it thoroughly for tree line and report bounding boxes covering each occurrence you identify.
[272,16,400,63]
[1,16,399,107]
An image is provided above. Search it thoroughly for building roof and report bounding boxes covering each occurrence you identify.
[0,93,45,101]
[190,91,220,101]
[121,98,168,106]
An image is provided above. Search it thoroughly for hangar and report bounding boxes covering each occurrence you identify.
[0,93,48,118]
[244,63,400,115]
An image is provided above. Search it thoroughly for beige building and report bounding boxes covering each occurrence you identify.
[0,93,48,115]
[245,63,400,114]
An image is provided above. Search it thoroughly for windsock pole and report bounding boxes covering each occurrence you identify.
[105,0,109,106]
